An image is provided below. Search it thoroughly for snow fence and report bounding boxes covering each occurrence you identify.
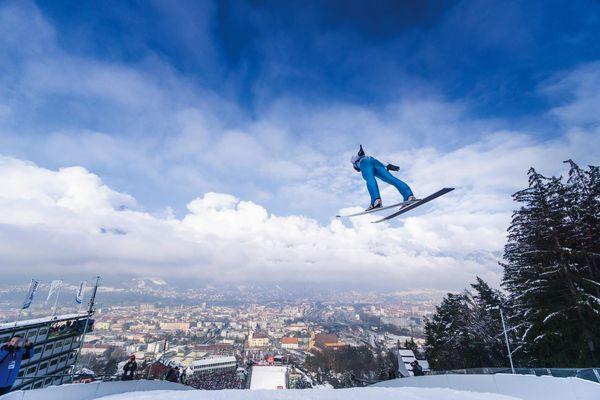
[0,380,192,400]
[373,373,600,400]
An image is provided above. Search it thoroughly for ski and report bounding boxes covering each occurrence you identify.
[372,188,455,223]
[336,198,420,218]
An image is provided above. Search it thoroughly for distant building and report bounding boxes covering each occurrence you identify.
[280,337,299,350]
[194,343,234,355]
[159,322,190,332]
[287,323,308,332]
[313,333,345,350]
[94,321,111,330]
[139,304,156,311]
[0,313,94,391]
[80,343,111,356]
[247,332,270,348]
[297,336,312,350]
[192,355,237,375]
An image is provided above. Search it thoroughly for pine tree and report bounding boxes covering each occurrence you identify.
[403,338,420,357]
[501,163,600,366]
[424,292,472,369]
[424,278,507,370]
[466,277,507,367]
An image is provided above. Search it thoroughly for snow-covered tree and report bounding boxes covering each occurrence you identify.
[424,278,507,370]
[501,162,600,367]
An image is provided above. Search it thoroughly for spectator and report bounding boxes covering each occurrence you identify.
[0,335,34,395]
[122,354,137,381]
[410,360,424,376]
[164,366,175,382]
[179,368,187,385]
[165,366,180,383]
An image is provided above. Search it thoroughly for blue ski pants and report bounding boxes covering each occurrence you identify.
[359,157,413,205]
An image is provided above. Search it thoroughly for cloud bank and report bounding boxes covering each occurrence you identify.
[1,116,598,289]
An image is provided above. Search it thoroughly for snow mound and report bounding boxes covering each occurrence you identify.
[96,387,522,400]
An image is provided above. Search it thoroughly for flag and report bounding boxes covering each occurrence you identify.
[45,280,63,304]
[76,281,87,304]
[22,279,39,310]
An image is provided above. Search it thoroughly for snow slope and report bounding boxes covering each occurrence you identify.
[249,366,288,390]
[97,387,522,400]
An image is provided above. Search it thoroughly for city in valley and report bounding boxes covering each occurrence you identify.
[0,278,441,389]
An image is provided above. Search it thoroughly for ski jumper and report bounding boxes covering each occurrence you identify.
[356,156,413,206]
[0,344,33,392]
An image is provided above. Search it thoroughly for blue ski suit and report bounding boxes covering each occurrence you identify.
[0,344,33,391]
[355,156,413,205]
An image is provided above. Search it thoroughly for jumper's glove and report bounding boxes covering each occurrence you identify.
[358,145,365,157]
[386,163,400,172]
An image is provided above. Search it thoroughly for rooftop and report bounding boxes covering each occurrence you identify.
[193,356,236,367]
[0,313,88,331]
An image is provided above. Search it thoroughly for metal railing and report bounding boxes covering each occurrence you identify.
[428,367,600,383]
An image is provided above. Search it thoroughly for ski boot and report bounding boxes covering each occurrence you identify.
[366,198,382,211]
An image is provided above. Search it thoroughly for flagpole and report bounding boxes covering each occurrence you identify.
[76,281,87,315]
[15,279,38,330]
[13,308,23,330]
[71,276,100,382]
[52,284,62,318]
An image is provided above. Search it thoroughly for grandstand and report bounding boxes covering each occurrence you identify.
[0,313,94,390]
[191,356,237,375]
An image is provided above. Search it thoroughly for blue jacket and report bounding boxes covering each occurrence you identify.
[0,344,33,388]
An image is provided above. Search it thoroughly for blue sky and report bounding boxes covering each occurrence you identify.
[35,0,598,117]
[0,0,598,287]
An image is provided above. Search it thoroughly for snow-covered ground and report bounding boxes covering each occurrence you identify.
[96,387,521,400]
[249,366,288,389]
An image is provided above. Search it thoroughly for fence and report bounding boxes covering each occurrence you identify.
[428,367,600,383]
[373,373,600,400]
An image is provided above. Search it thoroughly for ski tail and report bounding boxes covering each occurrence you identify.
[372,188,454,223]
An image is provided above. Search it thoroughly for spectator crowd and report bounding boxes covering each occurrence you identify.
[185,370,244,390]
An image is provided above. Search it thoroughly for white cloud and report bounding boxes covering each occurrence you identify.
[2,120,597,289]
[541,61,600,127]
[0,154,506,289]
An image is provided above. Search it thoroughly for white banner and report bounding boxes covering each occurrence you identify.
[22,279,39,310]
[46,280,63,304]
[76,281,87,304]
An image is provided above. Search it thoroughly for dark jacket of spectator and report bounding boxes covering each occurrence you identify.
[165,367,179,382]
[411,360,424,376]
[122,356,137,381]
[0,337,34,394]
